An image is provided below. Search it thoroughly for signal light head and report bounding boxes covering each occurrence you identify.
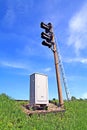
[42,41,52,48]
[40,22,54,48]
[41,32,52,42]
[40,22,52,33]
[40,22,48,28]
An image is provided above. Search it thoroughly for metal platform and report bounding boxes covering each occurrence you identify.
[23,103,65,116]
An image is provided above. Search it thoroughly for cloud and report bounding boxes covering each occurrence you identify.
[0,61,27,69]
[67,75,87,81]
[1,0,34,30]
[44,67,52,72]
[81,92,87,99]
[64,57,87,64]
[67,2,87,55]
[2,8,16,29]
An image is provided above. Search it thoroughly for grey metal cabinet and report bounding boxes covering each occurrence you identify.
[30,73,49,105]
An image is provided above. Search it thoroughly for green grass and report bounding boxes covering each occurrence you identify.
[15,100,29,106]
[0,93,87,130]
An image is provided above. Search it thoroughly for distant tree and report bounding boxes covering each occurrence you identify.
[53,98,56,101]
[71,96,77,101]
[79,98,83,100]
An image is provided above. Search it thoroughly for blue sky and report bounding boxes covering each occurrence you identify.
[0,0,87,100]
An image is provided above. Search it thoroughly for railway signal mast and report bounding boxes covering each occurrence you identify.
[40,22,64,107]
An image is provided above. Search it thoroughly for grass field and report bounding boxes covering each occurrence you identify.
[0,93,87,130]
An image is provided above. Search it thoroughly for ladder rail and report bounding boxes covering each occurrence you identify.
[54,37,71,100]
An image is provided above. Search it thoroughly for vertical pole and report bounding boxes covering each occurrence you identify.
[53,43,64,107]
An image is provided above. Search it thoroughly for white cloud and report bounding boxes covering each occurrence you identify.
[67,2,87,55]
[81,92,87,99]
[44,67,52,72]
[67,75,87,81]
[2,8,16,29]
[64,57,87,64]
[0,61,27,69]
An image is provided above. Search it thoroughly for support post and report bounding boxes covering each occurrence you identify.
[53,43,64,107]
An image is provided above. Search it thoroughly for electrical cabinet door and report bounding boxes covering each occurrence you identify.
[35,74,48,104]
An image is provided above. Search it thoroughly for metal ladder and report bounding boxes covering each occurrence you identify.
[55,39,71,101]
